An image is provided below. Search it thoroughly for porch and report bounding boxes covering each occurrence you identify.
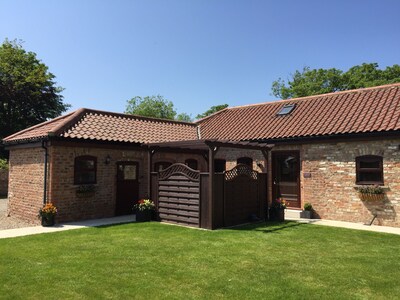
[145,139,273,229]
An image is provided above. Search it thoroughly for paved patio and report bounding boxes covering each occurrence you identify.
[0,215,136,239]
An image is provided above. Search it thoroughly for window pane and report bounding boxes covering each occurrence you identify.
[77,171,96,184]
[76,159,95,170]
[280,156,297,182]
[124,165,137,180]
[359,172,382,183]
[360,160,380,169]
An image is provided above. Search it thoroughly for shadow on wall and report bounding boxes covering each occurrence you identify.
[0,169,8,197]
[362,194,397,225]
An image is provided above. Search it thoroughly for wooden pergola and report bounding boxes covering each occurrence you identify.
[143,139,274,229]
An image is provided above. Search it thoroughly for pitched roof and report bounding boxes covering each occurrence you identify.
[197,83,400,141]
[4,83,400,146]
[3,108,198,144]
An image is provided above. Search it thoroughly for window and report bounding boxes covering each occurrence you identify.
[74,156,97,184]
[277,104,296,116]
[185,159,198,170]
[214,159,226,173]
[356,155,383,185]
[154,161,172,172]
[237,157,253,168]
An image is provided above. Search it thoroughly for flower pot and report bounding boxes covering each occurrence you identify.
[359,193,384,202]
[300,210,312,219]
[135,210,152,222]
[41,214,55,226]
[269,208,285,222]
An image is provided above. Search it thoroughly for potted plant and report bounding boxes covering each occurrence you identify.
[357,185,385,202]
[76,185,96,198]
[300,202,313,219]
[269,198,287,222]
[134,199,155,222]
[38,202,57,226]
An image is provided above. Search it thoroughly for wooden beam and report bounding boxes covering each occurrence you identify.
[147,149,155,198]
[208,145,216,229]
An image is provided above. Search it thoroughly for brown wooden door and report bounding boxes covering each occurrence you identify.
[116,161,139,216]
[272,151,301,208]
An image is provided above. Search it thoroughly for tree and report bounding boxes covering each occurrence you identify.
[271,63,400,99]
[196,104,228,119]
[176,112,193,122]
[125,95,176,120]
[0,39,69,157]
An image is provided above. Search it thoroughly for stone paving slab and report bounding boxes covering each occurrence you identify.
[0,215,135,239]
[286,217,400,235]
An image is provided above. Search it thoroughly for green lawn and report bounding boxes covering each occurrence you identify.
[1,222,399,300]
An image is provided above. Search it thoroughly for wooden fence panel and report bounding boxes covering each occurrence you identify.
[157,164,200,227]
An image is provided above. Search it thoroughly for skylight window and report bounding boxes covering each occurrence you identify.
[277,104,296,116]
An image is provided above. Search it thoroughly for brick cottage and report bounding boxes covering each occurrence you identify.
[3,83,400,228]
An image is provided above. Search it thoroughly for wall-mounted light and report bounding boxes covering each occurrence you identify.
[105,155,111,165]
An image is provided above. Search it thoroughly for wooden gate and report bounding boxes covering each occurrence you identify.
[223,164,264,227]
[154,163,200,227]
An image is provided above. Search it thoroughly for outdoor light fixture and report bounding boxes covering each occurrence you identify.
[105,155,111,165]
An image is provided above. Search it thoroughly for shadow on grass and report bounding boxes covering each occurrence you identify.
[227,221,307,233]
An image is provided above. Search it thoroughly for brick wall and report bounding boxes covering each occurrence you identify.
[0,169,8,197]
[215,148,267,173]
[268,139,400,227]
[7,138,400,227]
[7,147,45,224]
[48,146,207,223]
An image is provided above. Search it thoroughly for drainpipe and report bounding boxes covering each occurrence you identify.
[41,139,48,205]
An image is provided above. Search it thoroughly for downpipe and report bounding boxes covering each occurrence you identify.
[41,140,48,205]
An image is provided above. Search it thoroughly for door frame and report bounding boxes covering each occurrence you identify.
[271,150,301,208]
[116,161,140,216]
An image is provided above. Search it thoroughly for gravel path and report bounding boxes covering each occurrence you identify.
[0,198,35,230]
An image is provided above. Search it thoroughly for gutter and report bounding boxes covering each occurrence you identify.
[41,139,49,205]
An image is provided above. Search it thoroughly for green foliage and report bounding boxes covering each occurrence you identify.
[0,39,69,157]
[0,158,8,170]
[196,104,228,119]
[176,112,193,122]
[0,222,399,298]
[357,185,384,194]
[133,199,155,211]
[125,95,177,120]
[272,63,400,99]
[303,202,313,211]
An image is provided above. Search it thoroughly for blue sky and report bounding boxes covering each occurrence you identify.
[0,0,399,118]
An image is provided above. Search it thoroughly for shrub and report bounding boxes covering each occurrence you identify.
[303,202,313,211]
[357,185,384,194]
[0,159,8,170]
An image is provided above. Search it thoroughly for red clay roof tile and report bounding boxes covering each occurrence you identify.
[197,83,400,141]
[3,109,198,144]
[3,83,400,145]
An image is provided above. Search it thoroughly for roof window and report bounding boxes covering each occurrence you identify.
[277,104,296,116]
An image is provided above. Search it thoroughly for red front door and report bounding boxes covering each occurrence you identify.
[272,151,301,209]
[116,161,139,216]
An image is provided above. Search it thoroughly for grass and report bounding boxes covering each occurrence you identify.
[1,221,399,299]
